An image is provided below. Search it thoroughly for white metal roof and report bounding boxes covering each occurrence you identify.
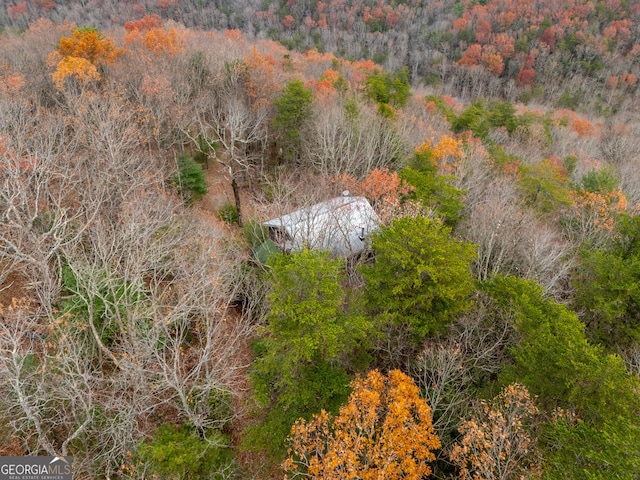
[263,196,380,257]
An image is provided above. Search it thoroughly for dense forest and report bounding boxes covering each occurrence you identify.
[0,1,639,479]
[2,0,640,112]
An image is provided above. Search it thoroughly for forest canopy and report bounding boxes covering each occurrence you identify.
[0,2,639,479]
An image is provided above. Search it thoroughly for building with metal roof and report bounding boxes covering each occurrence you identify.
[262,195,380,258]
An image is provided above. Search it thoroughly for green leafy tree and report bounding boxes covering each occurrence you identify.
[486,275,640,479]
[540,414,640,480]
[579,166,619,194]
[450,99,531,141]
[401,148,465,226]
[518,159,572,214]
[361,216,477,345]
[451,101,491,140]
[365,67,411,117]
[249,249,371,456]
[571,214,640,350]
[273,79,314,163]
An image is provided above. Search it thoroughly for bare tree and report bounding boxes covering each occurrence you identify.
[0,61,254,477]
[184,59,270,226]
[0,128,90,314]
[410,292,517,455]
[304,98,409,177]
[459,177,574,296]
[0,301,57,456]
[0,184,254,477]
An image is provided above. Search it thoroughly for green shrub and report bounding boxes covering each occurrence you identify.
[580,166,619,193]
[172,153,208,204]
[193,133,217,165]
[242,219,269,249]
[518,159,572,213]
[563,155,578,177]
[58,266,150,360]
[217,203,239,225]
[423,72,442,87]
[425,94,456,122]
[135,423,234,480]
[556,90,582,109]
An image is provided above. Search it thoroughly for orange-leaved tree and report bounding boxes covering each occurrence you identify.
[563,166,628,245]
[124,14,184,56]
[332,168,414,224]
[283,369,440,479]
[49,27,122,89]
[568,188,627,235]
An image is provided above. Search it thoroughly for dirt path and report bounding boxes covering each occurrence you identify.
[199,159,235,214]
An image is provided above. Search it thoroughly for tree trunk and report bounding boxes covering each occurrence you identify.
[231,175,243,227]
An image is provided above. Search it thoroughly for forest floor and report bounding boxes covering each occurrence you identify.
[0,269,28,307]
[197,159,277,478]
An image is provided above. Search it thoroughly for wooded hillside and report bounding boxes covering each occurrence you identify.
[0,2,639,479]
[2,0,640,112]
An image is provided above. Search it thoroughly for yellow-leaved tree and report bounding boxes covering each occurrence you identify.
[49,27,122,89]
[415,135,464,175]
[283,369,440,479]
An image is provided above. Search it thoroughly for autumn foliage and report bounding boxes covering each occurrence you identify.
[415,135,464,175]
[124,14,162,32]
[49,27,122,89]
[332,168,414,223]
[569,188,628,232]
[0,74,24,96]
[57,28,120,64]
[450,383,541,480]
[516,68,536,86]
[124,14,184,55]
[2,8,640,479]
[283,369,440,479]
[242,47,282,105]
[51,56,100,87]
[458,43,504,76]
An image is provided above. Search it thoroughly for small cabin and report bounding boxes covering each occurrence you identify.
[262,195,380,258]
